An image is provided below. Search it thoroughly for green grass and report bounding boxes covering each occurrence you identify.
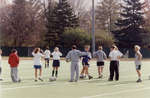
[1,59,150,98]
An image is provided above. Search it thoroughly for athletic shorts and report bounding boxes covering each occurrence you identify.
[136,65,141,70]
[97,62,104,66]
[34,65,42,69]
[45,58,50,61]
[53,60,60,67]
[82,61,89,67]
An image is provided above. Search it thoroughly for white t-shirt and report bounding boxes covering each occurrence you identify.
[52,51,62,60]
[32,52,44,65]
[0,55,2,67]
[109,50,123,61]
[44,50,51,58]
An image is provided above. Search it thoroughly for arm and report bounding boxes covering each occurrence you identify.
[66,52,71,62]
[93,52,97,58]
[137,52,142,60]
[103,52,107,60]
[59,52,62,56]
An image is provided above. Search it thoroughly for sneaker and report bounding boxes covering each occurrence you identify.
[38,78,43,82]
[108,78,113,81]
[136,79,142,83]
[98,75,103,79]
[75,80,78,82]
[80,75,84,79]
[69,80,74,82]
[88,75,93,80]
[18,79,21,83]
[35,79,38,82]
[0,78,3,81]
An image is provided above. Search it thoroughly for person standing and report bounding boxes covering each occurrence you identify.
[80,45,93,80]
[32,48,44,82]
[66,45,84,82]
[44,47,51,68]
[108,46,123,81]
[134,45,142,83]
[93,46,107,78]
[51,47,62,79]
[8,49,21,83]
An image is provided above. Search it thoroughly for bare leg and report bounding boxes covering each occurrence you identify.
[35,69,37,80]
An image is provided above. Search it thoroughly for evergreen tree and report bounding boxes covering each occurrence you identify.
[113,0,147,48]
[45,0,79,47]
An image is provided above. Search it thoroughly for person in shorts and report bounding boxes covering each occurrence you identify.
[51,47,62,79]
[134,45,142,83]
[32,48,44,82]
[93,46,107,78]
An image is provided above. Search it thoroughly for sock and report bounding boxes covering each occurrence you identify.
[52,70,55,77]
[55,70,58,77]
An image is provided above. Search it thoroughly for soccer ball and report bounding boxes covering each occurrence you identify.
[49,77,56,82]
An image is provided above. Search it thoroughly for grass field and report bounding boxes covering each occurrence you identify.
[1,59,150,98]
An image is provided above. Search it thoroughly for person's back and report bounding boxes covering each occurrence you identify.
[32,52,43,65]
[8,53,19,67]
[94,50,107,62]
[67,49,82,62]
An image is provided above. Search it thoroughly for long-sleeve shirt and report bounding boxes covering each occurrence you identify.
[66,49,83,62]
[8,53,19,67]
[93,50,107,62]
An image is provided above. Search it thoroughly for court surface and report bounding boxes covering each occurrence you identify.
[1,59,150,98]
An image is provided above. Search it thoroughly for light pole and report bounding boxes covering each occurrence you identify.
[92,0,95,53]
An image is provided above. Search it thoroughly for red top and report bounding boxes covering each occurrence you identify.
[8,53,19,67]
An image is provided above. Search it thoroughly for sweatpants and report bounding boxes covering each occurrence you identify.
[11,67,20,82]
[70,62,79,81]
[109,61,119,80]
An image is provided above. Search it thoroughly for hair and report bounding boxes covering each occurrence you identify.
[46,46,49,50]
[98,46,103,50]
[72,45,77,49]
[11,49,17,53]
[135,45,141,50]
[34,48,40,54]
[54,47,59,51]
[111,45,115,49]
[85,45,90,49]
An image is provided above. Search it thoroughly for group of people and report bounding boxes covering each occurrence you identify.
[0,44,143,83]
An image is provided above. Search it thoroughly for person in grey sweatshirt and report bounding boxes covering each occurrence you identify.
[93,46,107,78]
[66,45,84,82]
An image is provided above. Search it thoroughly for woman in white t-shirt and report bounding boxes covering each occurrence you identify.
[32,48,44,82]
[44,47,51,68]
[51,47,62,78]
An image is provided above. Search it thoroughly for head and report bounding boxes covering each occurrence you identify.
[98,46,103,50]
[84,45,90,52]
[11,49,17,54]
[54,47,59,52]
[134,45,140,52]
[46,46,49,50]
[0,49,2,55]
[110,46,115,51]
[72,45,77,50]
[34,48,40,54]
